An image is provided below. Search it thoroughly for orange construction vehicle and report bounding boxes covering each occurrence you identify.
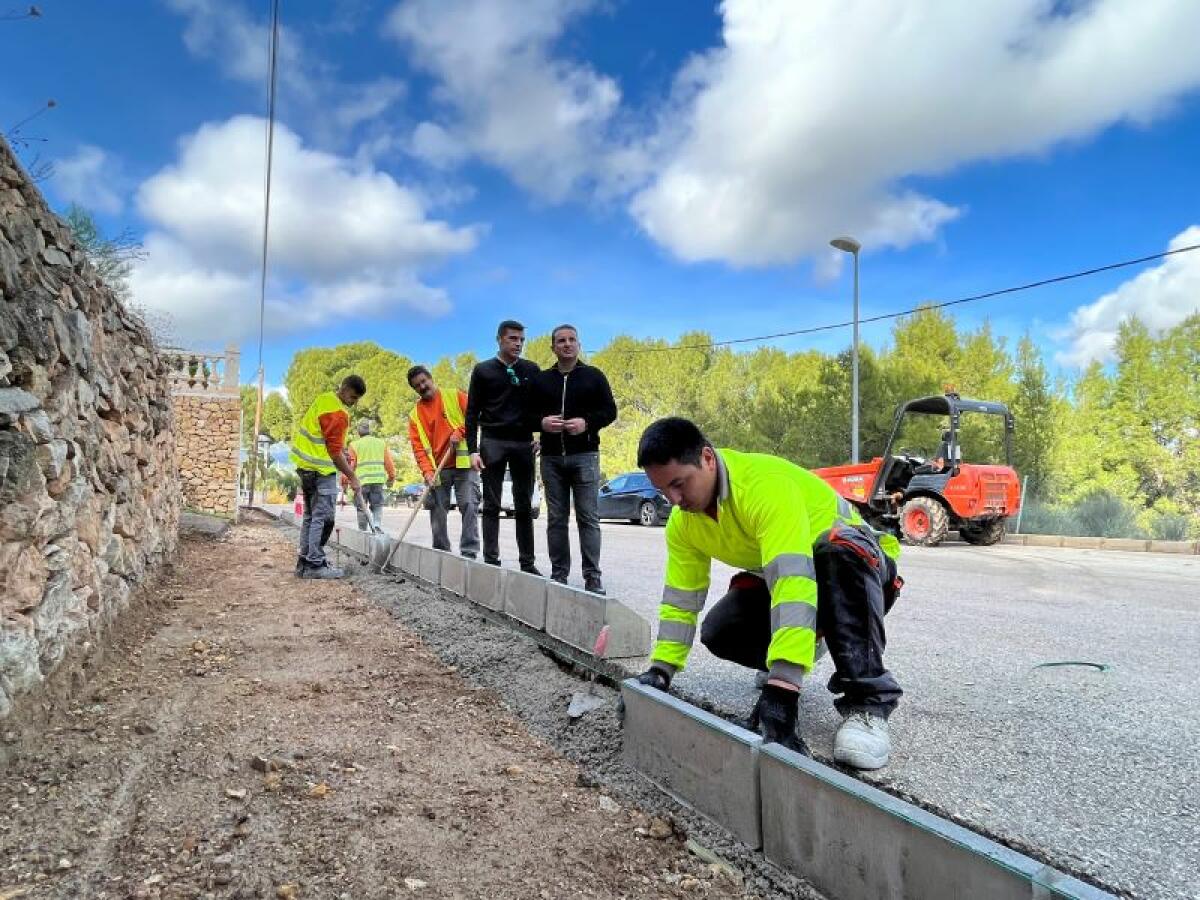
[814,392,1021,547]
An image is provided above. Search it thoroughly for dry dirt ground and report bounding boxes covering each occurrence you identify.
[0,520,760,900]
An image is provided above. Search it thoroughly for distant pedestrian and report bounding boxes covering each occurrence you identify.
[289,375,366,579]
[407,365,480,558]
[528,324,616,594]
[343,419,395,531]
[465,320,542,574]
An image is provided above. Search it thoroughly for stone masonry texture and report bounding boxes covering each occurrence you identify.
[174,393,240,519]
[0,137,180,720]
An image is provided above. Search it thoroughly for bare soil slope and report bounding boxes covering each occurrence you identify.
[0,521,750,899]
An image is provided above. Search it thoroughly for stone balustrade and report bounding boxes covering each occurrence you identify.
[162,345,240,396]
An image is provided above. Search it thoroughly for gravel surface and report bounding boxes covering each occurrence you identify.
[302,503,1200,900]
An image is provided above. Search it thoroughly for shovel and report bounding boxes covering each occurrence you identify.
[377,442,457,574]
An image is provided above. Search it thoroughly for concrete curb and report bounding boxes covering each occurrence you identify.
[545,581,652,660]
[621,680,763,849]
[620,679,1115,900]
[1005,533,1198,554]
[759,743,1114,900]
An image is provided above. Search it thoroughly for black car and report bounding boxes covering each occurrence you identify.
[597,471,672,526]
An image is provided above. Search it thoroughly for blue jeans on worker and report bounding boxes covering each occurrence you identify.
[540,451,601,584]
[355,482,385,531]
[429,467,480,557]
[298,469,338,568]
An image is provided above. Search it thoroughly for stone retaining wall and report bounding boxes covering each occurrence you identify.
[0,137,180,720]
[174,393,240,519]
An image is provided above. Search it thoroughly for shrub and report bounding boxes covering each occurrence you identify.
[1013,500,1079,536]
[1072,489,1140,538]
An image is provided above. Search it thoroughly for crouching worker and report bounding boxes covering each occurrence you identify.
[634,417,904,770]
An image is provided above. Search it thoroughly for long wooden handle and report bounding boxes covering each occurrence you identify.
[381,442,458,570]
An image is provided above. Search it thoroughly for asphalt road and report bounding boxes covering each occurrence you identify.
[282,502,1200,899]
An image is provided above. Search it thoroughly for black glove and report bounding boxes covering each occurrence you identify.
[749,684,810,756]
[636,667,671,692]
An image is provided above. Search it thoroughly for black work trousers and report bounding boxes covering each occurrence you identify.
[479,435,536,569]
[699,523,903,717]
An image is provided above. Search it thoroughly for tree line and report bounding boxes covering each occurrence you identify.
[243,308,1200,540]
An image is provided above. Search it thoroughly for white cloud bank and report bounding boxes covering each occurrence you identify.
[1058,226,1200,367]
[388,0,1200,267]
[51,145,127,215]
[129,116,478,345]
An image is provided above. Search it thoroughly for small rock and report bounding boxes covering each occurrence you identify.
[263,773,283,792]
[403,878,427,891]
[597,795,620,814]
[133,723,157,735]
[501,764,523,777]
[250,755,279,773]
[191,640,209,653]
[307,782,331,799]
[225,788,247,800]
[276,885,299,899]
[647,817,673,840]
[57,857,73,870]
[680,876,701,891]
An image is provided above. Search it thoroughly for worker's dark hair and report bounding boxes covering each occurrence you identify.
[341,374,367,397]
[497,319,525,338]
[637,417,712,468]
[551,323,577,342]
[406,364,432,386]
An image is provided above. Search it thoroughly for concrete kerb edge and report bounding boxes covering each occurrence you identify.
[1004,533,1199,555]
[758,742,1117,900]
[621,679,763,849]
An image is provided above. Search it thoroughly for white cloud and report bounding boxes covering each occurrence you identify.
[385,0,628,200]
[51,145,127,215]
[1057,227,1200,368]
[129,116,478,345]
[630,0,1200,265]
[167,0,405,145]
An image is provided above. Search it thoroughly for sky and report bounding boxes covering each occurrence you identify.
[3,0,1199,392]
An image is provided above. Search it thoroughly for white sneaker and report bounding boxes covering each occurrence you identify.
[833,712,890,770]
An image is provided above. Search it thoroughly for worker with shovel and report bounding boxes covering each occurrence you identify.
[289,375,366,579]
[406,365,479,558]
[342,419,396,531]
[634,418,903,770]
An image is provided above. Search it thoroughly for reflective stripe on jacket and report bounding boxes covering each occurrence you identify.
[409,389,470,471]
[350,435,388,484]
[289,391,348,475]
[651,448,898,679]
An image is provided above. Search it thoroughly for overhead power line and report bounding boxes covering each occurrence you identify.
[246,0,281,507]
[612,242,1200,354]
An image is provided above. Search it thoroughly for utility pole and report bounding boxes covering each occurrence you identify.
[830,236,862,463]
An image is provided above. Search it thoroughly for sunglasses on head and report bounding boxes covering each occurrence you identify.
[505,365,520,385]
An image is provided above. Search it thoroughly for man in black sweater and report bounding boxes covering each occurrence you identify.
[466,319,542,574]
[528,325,617,594]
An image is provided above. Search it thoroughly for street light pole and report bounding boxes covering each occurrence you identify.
[830,236,862,463]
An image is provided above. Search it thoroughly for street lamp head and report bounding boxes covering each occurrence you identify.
[830,236,861,254]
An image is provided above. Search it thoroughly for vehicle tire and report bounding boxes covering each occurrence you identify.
[960,517,1006,546]
[638,501,659,527]
[900,497,949,546]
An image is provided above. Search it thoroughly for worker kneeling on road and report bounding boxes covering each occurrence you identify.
[635,417,903,770]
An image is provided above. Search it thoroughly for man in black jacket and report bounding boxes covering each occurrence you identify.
[466,319,542,574]
[528,324,617,594]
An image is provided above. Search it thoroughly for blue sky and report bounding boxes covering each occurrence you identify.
[3,0,1199,391]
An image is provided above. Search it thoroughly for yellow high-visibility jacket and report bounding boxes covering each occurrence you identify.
[651,448,900,684]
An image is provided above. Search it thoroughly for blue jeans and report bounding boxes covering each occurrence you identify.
[429,467,480,556]
[298,469,338,567]
[540,452,601,582]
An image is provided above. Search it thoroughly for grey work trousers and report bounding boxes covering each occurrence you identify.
[355,482,385,531]
[298,469,338,567]
[540,451,602,582]
[429,467,481,556]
